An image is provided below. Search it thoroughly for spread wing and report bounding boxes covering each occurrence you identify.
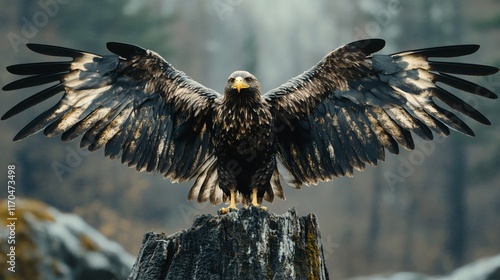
[2,42,222,182]
[264,39,498,188]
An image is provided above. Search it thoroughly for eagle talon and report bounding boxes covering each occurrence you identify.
[219,206,237,215]
[248,205,267,211]
[219,189,237,215]
[250,189,267,211]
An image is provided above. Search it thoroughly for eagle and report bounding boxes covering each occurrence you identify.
[2,39,498,213]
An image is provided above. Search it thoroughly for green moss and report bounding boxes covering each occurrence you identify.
[292,232,304,270]
[305,228,321,280]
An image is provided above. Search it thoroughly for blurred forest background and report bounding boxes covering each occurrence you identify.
[0,0,499,279]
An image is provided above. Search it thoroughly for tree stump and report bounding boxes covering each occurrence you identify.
[128,207,329,280]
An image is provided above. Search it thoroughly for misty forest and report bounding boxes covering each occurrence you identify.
[0,0,499,279]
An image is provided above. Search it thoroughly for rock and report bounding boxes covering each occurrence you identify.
[447,254,500,280]
[128,207,329,280]
[0,199,134,280]
[348,254,500,280]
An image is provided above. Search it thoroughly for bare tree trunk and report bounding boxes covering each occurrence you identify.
[128,208,329,280]
[397,0,468,271]
[443,0,467,268]
[366,170,382,261]
[444,138,467,267]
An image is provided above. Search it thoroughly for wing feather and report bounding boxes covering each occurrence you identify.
[432,86,491,125]
[265,39,497,186]
[2,84,64,120]
[3,42,222,183]
[434,73,497,99]
[6,62,71,75]
[363,108,399,154]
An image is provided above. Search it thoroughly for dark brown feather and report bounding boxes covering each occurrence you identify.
[3,42,221,186]
[265,39,497,187]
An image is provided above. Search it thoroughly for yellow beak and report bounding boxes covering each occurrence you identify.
[231,76,249,93]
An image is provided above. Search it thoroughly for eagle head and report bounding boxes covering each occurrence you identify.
[224,71,261,97]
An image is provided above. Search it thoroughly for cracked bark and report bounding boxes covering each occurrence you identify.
[128,207,329,280]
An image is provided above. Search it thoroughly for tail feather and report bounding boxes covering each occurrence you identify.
[188,156,220,204]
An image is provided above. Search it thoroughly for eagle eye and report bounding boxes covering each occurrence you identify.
[244,77,252,83]
[228,78,235,83]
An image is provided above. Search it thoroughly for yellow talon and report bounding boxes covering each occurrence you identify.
[220,189,237,214]
[251,188,267,211]
[251,189,259,207]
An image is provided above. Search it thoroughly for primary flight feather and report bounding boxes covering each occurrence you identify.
[3,39,498,212]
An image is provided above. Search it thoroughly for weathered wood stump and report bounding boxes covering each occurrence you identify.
[128,207,329,280]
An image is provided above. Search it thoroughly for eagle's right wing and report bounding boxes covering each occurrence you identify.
[3,42,221,182]
[264,39,498,187]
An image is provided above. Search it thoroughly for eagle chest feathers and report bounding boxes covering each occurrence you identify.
[214,100,275,160]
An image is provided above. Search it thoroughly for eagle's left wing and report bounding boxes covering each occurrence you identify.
[2,42,222,184]
[264,39,498,188]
